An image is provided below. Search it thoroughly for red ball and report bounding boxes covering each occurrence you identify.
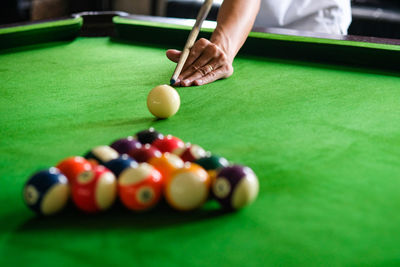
[118,163,163,211]
[152,135,185,153]
[71,165,117,213]
[127,144,162,163]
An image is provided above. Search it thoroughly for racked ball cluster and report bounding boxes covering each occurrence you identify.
[23,128,259,215]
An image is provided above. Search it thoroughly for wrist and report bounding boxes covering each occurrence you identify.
[210,29,236,63]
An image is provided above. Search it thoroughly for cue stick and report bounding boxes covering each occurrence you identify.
[170,0,214,85]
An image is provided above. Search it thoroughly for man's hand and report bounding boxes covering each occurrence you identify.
[166,0,260,87]
[166,38,234,87]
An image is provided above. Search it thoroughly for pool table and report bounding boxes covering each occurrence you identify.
[1,12,400,266]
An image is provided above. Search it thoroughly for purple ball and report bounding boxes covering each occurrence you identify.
[212,165,259,210]
[110,137,141,155]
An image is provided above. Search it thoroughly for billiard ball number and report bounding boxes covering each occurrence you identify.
[56,156,92,184]
[23,168,69,216]
[118,163,163,211]
[212,165,259,210]
[71,165,117,213]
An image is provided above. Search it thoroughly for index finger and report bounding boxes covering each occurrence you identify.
[181,38,210,72]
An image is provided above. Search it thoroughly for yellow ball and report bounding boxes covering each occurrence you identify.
[147,85,180,119]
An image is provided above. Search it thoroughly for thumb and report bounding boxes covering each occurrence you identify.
[166,49,182,63]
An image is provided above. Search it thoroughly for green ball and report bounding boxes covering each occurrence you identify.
[195,155,229,171]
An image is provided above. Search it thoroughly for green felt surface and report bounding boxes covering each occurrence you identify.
[1,28,400,266]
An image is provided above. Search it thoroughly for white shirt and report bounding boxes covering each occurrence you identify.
[254,0,352,34]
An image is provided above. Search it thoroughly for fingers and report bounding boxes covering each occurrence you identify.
[181,38,210,71]
[180,59,221,86]
[193,66,230,86]
[179,45,233,87]
[179,43,221,81]
[168,38,234,87]
[186,65,234,87]
[166,49,181,63]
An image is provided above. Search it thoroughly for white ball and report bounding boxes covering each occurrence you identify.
[147,85,180,119]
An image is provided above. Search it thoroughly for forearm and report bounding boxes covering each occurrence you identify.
[211,0,261,61]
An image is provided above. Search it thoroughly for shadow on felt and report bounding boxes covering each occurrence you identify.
[14,199,234,233]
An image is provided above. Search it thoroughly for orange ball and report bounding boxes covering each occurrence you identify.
[56,156,92,184]
[118,163,163,211]
[148,153,184,181]
[164,163,210,211]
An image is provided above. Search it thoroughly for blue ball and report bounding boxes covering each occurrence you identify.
[103,155,138,178]
[23,167,69,215]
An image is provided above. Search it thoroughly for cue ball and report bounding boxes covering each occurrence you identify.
[147,85,180,119]
[23,168,69,215]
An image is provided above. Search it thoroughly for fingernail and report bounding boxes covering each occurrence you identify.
[196,80,203,85]
[183,80,190,86]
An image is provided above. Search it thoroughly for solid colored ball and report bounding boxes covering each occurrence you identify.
[103,155,138,178]
[212,165,259,210]
[71,165,117,213]
[195,155,229,182]
[152,135,185,153]
[164,163,210,211]
[127,144,162,163]
[135,128,163,145]
[84,145,119,166]
[110,137,141,155]
[56,156,92,184]
[147,85,180,119]
[173,143,207,162]
[148,152,184,181]
[195,155,229,170]
[118,162,163,211]
[23,168,69,215]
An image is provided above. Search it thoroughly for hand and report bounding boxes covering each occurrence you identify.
[166,38,234,87]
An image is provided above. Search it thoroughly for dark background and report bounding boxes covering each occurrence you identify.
[1,0,400,39]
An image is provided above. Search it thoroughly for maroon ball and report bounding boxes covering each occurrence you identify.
[127,144,162,163]
[110,137,141,155]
